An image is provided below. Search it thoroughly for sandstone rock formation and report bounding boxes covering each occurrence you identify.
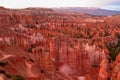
[0,7,120,80]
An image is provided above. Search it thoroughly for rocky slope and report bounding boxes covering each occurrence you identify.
[0,7,120,80]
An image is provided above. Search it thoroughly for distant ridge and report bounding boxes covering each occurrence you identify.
[53,7,120,16]
[25,7,53,11]
[1,6,120,16]
[0,6,6,10]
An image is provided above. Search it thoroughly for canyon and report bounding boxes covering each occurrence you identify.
[0,7,120,80]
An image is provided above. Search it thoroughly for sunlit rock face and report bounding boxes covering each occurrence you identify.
[49,37,109,80]
[0,7,120,80]
[98,58,109,80]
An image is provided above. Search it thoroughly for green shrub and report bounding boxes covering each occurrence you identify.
[13,75,24,80]
[107,33,120,61]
